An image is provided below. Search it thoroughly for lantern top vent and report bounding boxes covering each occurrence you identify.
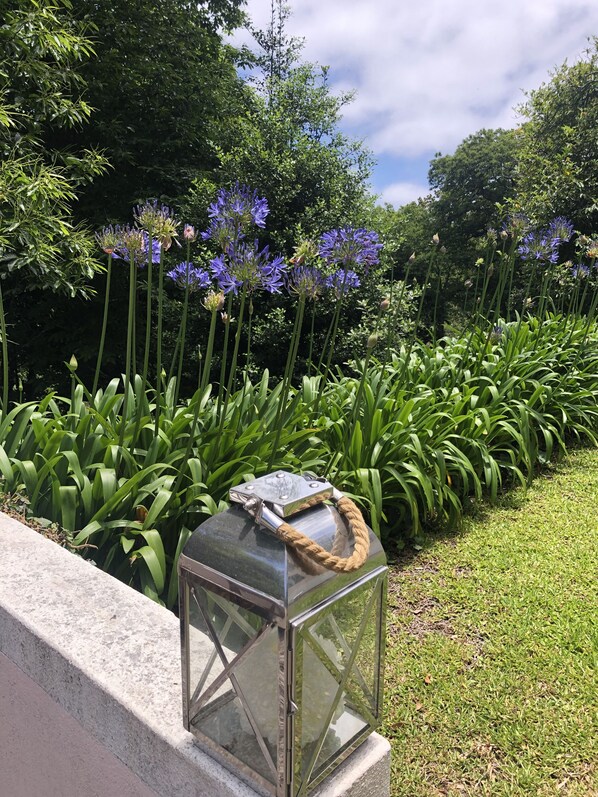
[229,470,333,518]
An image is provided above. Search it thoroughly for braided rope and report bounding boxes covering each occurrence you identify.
[276,495,370,572]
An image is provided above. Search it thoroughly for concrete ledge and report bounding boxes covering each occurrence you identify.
[0,513,390,797]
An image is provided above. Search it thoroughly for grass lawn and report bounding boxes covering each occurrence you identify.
[383,447,598,797]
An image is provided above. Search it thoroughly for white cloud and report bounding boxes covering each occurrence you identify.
[237,0,598,198]
[379,181,431,207]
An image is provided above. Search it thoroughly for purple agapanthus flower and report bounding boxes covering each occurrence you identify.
[286,265,325,300]
[210,240,286,295]
[490,324,504,342]
[167,262,212,291]
[571,263,590,278]
[325,268,361,298]
[202,183,269,249]
[518,217,574,265]
[546,216,574,246]
[518,230,559,265]
[319,228,382,274]
[96,224,123,255]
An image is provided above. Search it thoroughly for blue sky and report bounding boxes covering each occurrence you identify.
[234,0,598,207]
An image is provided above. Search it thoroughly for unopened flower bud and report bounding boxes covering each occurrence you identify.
[68,354,78,371]
[409,252,416,262]
[440,245,447,254]
[380,298,390,312]
[432,233,440,246]
[183,224,196,242]
[500,229,508,240]
[464,278,473,288]
[366,333,378,349]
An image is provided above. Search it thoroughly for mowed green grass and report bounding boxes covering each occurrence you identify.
[383,447,598,797]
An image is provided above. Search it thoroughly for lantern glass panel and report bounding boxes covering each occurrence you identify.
[188,584,279,785]
[293,574,385,794]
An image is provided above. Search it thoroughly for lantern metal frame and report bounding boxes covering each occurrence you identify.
[179,471,387,797]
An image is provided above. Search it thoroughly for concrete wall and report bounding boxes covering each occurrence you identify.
[0,513,390,797]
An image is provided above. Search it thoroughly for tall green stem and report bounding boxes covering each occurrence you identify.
[307,302,316,376]
[200,309,218,395]
[268,296,305,469]
[154,244,165,435]
[141,228,154,394]
[92,252,113,397]
[119,256,137,452]
[174,241,192,406]
[224,288,247,403]
[216,293,233,422]
[0,280,8,415]
[399,248,437,383]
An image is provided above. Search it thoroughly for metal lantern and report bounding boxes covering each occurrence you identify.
[179,471,387,797]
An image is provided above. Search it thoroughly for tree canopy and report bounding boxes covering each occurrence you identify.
[185,0,374,250]
[49,0,247,222]
[429,128,520,245]
[513,36,598,232]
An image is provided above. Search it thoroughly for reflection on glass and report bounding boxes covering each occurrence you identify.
[294,576,383,794]
[188,586,279,785]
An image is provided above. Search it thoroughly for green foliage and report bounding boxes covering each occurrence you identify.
[429,128,520,244]
[1,313,598,605]
[184,1,373,251]
[54,0,246,222]
[0,0,106,294]
[514,37,598,230]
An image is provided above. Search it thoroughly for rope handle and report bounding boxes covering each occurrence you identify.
[274,493,370,573]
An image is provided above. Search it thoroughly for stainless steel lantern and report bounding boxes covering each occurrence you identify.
[179,471,387,797]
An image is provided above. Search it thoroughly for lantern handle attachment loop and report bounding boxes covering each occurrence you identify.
[230,471,370,572]
[239,488,370,573]
[275,492,370,573]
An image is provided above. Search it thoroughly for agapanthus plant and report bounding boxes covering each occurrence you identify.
[319,227,382,274]
[200,184,284,437]
[134,200,178,249]
[166,260,211,401]
[210,241,286,294]
[325,268,361,298]
[518,217,574,264]
[95,224,122,255]
[109,227,161,266]
[167,262,211,292]
[202,183,269,250]
[286,264,325,300]
[571,264,590,279]
[547,216,574,247]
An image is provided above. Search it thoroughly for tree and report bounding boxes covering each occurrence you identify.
[423,129,521,329]
[0,0,108,404]
[514,37,598,231]
[429,128,520,246]
[49,0,247,224]
[185,0,374,251]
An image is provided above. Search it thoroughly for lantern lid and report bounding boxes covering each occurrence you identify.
[180,472,386,619]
